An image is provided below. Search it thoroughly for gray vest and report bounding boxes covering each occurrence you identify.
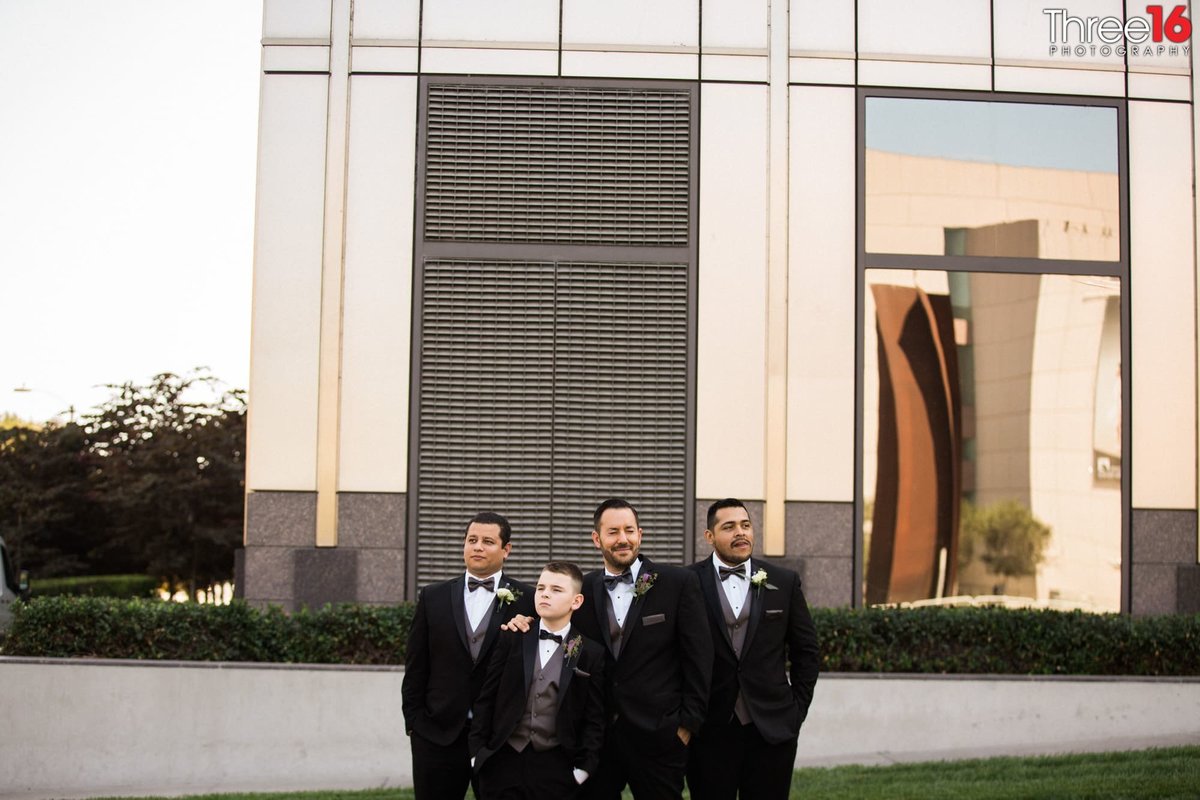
[605,593,625,659]
[467,601,496,663]
[507,643,565,752]
[715,579,752,724]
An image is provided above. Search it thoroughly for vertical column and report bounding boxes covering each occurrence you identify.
[315,0,353,546]
[763,0,790,554]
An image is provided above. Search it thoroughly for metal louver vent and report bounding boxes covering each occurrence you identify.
[424,83,691,245]
[416,260,689,586]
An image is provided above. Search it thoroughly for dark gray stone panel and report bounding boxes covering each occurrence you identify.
[775,555,854,609]
[241,546,298,606]
[785,501,854,558]
[245,491,317,547]
[693,498,765,563]
[338,492,407,549]
[357,547,406,604]
[1131,509,1198,564]
[294,549,359,610]
[1178,565,1200,614]
[1130,563,1178,617]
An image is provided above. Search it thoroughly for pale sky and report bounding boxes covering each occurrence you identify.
[0,1,263,423]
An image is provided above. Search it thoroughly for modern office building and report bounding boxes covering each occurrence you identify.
[240,0,1200,615]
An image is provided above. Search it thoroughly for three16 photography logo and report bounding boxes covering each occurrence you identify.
[1045,5,1191,57]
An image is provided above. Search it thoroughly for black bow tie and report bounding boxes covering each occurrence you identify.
[603,571,633,589]
[718,564,747,582]
[539,630,564,644]
[468,577,494,592]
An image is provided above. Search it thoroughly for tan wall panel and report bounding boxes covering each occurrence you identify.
[696,84,769,500]
[247,75,329,491]
[787,86,856,502]
[338,76,418,492]
[1130,101,1197,509]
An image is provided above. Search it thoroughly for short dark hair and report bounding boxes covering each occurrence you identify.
[542,560,584,593]
[466,511,512,546]
[706,498,747,532]
[593,498,639,530]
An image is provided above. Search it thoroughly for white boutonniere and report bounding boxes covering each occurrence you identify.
[751,569,776,591]
[495,586,521,606]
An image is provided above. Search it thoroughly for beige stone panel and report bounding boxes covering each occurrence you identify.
[422,0,558,45]
[702,0,767,50]
[1125,0,1192,72]
[420,47,558,76]
[263,0,332,41]
[338,77,417,493]
[351,47,419,74]
[789,57,855,84]
[247,75,328,491]
[561,50,697,79]
[994,66,1125,96]
[696,84,768,500]
[994,0,1123,68]
[1128,72,1192,101]
[262,46,330,72]
[352,0,420,41]
[790,0,855,55]
[701,54,768,82]
[563,0,698,49]
[788,87,856,503]
[858,0,991,61]
[858,59,991,90]
[1130,101,1197,509]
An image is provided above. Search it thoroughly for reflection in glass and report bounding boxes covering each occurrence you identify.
[865,98,1120,261]
[862,270,1121,611]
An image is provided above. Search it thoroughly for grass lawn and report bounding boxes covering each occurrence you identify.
[91,746,1200,800]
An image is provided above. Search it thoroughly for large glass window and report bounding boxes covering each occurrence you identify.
[860,92,1126,612]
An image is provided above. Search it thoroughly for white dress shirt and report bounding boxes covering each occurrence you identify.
[464,571,500,631]
[538,621,570,668]
[712,553,750,617]
[604,558,643,627]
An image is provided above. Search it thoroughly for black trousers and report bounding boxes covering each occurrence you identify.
[686,720,797,800]
[410,728,480,800]
[478,743,579,800]
[582,717,689,800]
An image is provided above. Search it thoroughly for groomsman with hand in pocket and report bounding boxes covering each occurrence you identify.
[685,498,820,800]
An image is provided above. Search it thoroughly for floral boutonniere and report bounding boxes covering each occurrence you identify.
[634,572,658,598]
[565,634,583,660]
[495,586,521,606]
[751,569,777,591]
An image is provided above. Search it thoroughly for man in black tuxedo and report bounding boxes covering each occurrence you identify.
[685,498,820,799]
[402,511,536,799]
[573,498,713,800]
[470,561,606,799]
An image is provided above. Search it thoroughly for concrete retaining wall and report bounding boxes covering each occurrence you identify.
[1,658,1197,799]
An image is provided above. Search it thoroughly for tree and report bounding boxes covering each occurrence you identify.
[0,422,107,576]
[86,370,246,596]
[958,500,1052,587]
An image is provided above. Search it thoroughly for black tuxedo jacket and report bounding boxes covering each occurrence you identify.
[469,628,606,775]
[573,556,713,735]
[689,557,819,745]
[402,572,536,745]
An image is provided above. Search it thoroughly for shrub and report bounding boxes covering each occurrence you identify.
[3,598,1196,676]
[813,606,1200,676]
[30,574,158,599]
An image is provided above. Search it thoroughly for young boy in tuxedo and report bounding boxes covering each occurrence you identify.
[469,561,606,800]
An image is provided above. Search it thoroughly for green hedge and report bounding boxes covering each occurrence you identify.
[2,596,414,664]
[3,598,1197,675]
[30,574,159,599]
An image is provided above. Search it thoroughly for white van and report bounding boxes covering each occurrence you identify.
[0,536,30,632]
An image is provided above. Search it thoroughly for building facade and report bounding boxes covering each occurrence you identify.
[241,0,1200,614]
